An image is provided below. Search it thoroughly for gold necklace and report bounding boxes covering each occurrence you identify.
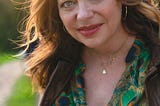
[86,36,129,75]
[99,36,129,75]
[101,57,116,75]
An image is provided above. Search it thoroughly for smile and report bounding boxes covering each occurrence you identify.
[77,23,103,37]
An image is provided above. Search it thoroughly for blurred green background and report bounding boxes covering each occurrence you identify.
[0,0,36,106]
[0,0,158,106]
[0,0,20,53]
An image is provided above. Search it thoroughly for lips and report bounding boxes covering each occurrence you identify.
[77,23,103,37]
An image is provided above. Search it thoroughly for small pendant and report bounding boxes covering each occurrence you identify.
[102,69,107,75]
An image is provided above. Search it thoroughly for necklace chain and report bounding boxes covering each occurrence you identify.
[101,57,117,75]
[87,36,129,75]
[100,36,129,75]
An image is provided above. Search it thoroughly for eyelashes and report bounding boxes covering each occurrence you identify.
[58,0,101,10]
[60,0,76,8]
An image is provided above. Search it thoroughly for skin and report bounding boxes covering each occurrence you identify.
[58,0,134,105]
[58,0,128,54]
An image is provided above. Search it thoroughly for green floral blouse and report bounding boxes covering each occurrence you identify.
[53,38,151,106]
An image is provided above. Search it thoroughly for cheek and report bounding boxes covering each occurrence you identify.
[60,13,75,31]
[100,4,122,34]
[95,1,122,23]
[59,13,79,40]
[60,14,69,26]
[103,4,121,24]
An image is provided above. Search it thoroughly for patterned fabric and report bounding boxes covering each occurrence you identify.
[52,38,151,106]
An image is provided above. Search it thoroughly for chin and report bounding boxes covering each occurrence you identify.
[83,43,99,49]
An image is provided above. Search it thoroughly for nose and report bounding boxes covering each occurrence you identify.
[77,2,94,20]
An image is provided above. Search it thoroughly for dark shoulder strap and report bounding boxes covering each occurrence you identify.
[39,60,75,106]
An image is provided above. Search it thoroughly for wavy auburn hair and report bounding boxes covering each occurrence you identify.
[20,0,160,92]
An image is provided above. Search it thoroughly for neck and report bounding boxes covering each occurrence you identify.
[82,34,136,66]
[85,33,130,58]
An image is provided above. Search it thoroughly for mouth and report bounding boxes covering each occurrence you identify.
[77,23,103,37]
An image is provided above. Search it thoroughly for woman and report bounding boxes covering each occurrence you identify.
[20,0,160,105]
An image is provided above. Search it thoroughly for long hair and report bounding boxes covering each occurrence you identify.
[20,0,160,92]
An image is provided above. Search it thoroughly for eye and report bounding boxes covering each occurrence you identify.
[61,0,75,8]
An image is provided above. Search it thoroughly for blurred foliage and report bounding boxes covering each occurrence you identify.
[6,75,37,106]
[0,0,24,53]
[0,52,15,64]
[0,0,158,53]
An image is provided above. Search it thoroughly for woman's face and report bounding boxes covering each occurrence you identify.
[58,0,123,49]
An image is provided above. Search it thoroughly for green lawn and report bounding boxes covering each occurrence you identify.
[0,52,15,64]
[6,75,37,106]
[0,52,37,106]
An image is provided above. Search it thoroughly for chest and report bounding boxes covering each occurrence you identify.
[83,63,126,106]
